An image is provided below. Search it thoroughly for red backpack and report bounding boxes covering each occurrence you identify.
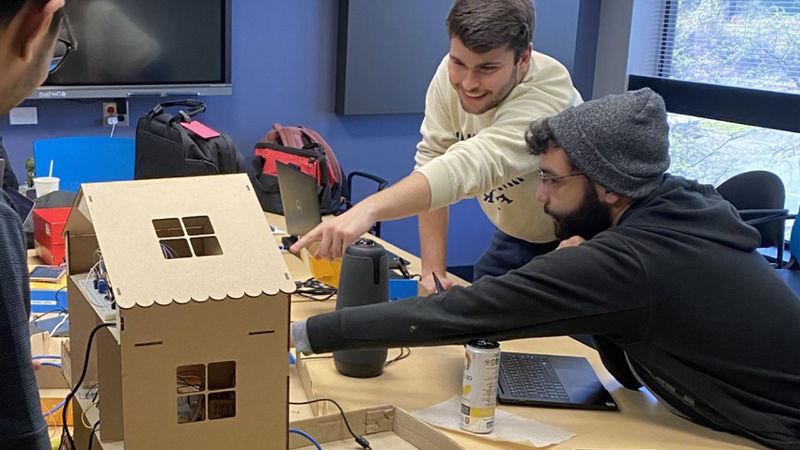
[249,124,348,214]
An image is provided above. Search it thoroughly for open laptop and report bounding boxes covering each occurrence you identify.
[497,352,619,411]
[275,161,411,272]
[276,161,322,237]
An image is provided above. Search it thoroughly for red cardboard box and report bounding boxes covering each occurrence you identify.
[33,207,70,265]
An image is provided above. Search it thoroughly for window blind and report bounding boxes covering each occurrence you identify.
[656,0,800,95]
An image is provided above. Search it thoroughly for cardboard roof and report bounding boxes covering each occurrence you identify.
[64,174,295,309]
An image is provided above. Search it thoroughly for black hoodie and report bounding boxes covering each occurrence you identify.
[306,175,800,449]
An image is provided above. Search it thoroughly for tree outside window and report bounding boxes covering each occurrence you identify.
[659,0,800,232]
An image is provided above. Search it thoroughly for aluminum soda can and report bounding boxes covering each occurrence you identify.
[460,339,500,434]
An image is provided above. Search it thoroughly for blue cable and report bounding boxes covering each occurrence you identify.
[289,428,323,450]
[36,357,66,418]
[43,398,67,417]
[40,361,62,369]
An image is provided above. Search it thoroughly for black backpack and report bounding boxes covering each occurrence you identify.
[135,100,244,180]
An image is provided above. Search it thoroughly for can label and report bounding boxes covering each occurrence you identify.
[460,341,500,434]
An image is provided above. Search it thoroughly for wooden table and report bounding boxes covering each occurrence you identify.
[268,214,764,450]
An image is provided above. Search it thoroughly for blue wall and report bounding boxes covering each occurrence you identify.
[0,1,599,267]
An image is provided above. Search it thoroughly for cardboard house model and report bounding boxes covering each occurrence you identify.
[63,174,295,449]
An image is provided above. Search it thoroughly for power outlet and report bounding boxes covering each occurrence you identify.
[102,99,129,127]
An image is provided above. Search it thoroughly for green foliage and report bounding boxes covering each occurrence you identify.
[665,0,800,219]
[669,0,800,92]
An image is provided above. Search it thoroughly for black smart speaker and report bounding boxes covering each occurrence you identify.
[333,238,389,378]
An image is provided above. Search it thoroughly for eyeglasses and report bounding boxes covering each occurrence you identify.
[538,169,585,186]
[49,10,77,75]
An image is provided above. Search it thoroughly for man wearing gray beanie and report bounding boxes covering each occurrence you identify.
[293,89,800,449]
[527,87,671,243]
[546,87,670,199]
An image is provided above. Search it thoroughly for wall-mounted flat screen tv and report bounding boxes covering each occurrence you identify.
[31,0,232,99]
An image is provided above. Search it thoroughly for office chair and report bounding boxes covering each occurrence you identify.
[343,171,388,237]
[717,170,789,267]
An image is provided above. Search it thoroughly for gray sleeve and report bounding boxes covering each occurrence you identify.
[291,320,313,355]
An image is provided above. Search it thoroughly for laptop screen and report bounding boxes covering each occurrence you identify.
[276,162,321,236]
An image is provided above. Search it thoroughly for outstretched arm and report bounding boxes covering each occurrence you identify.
[290,172,433,259]
[418,206,454,292]
[301,233,649,354]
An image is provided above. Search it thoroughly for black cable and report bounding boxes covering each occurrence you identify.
[55,285,68,300]
[397,261,412,279]
[295,277,336,292]
[299,354,334,361]
[90,385,100,404]
[303,347,411,366]
[288,398,371,450]
[295,291,337,301]
[294,278,337,301]
[302,348,410,365]
[30,306,68,322]
[87,421,100,450]
[384,347,411,367]
[60,323,115,450]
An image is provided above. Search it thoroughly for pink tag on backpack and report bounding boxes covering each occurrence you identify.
[180,120,221,139]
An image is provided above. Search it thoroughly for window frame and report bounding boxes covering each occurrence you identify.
[628,0,800,133]
[628,75,800,133]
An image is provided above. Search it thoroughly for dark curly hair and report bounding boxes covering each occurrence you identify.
[446,0,535,61]
[525,118,560,155]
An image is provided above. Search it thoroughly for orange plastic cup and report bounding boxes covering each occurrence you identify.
[302,242,343,288]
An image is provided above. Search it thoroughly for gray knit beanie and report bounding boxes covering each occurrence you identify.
[547,88,670,199]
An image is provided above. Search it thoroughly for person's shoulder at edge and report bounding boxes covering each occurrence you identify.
[0,195,26,274]
[0,191,19,224]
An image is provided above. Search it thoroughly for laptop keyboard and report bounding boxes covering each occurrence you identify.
[500,353,570,401]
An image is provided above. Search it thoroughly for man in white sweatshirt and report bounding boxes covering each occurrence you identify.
[292,0,581,290]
